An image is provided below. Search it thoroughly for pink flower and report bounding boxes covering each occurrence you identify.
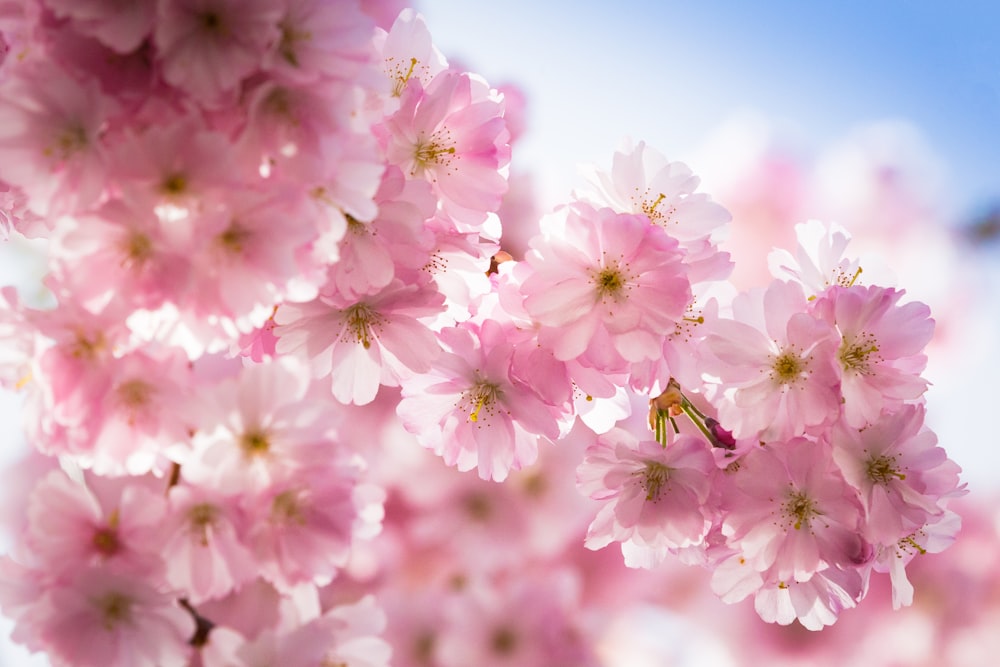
[702,280,841,440]
[274,279,444,406]
[184,358,338,494]
[577,429,716,566]
[832,404,964,543]
[25,471,167,581]
[185,188,320,325]
[813,284,934,427]
[323,166,435,301]
[0,180,43,238]
[34,567,194,667]
[154,0,282,104]
[438,571,599,667]
[160,483,256,604]
[720,438,866,584]
[869,510,960,610]
[112,117,239,210]
[396,320,562,481]
[520,202,692,372]
[767,219,862,297]
[264,0,376,84]
[53,196,192,314]
[244,462,383,590]
[379,71,510,225]
[376,8,447,100]
[42,0,156,53]
[0,61,110,216]
[578,139,733,286]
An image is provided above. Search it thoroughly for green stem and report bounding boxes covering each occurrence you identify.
[679,400,714,443]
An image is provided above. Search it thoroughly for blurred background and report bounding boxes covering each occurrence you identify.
[1,1,999,665]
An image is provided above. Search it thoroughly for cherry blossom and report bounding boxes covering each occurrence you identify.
[520,201,692,372]
[0,4,970,662]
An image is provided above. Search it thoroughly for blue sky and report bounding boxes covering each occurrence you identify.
[419,0,1000,217]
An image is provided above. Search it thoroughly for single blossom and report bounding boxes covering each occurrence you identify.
[577,429,716,567]
[832,404,964,543]
[275,278,444,406]
[154,0,282,103]
[378,70,510,226]
[812,284,934,427]
[701,279,842,441]
[396,319,562,481]
[520,201,692,372]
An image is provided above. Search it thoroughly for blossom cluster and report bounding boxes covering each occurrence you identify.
[0,1,966,666]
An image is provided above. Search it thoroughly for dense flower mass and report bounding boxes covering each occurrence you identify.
[0,2,967,666]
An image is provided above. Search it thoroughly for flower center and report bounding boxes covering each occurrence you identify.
[865,454,906,485]
[240,428,270,457]
[188,503,218,545]
[278,22,312,67]
[120,231,154,268]
[637,461,671,502]
[95,591,133,630]
[342,303,382,349]
[388,56,420,97]
[782,490,817,530]
[771,350,805,384]
[217,222,251,255]
[466,381,501,423]
[199,11,226,36]
[45,123,88,160]
[491,626,518,656]
[640,191,678,226]
[412,129,456,173]
[161,172,187,196]
[271,489,306,525]
[839,332,880,375]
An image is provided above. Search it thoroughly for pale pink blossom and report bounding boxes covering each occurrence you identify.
[702,280,841,440]
[324,166,435,301]
[264,0,376,84]
[869,510,960,610]
[375,8,448,101]
[240,76,360,164]
[25,470,167,581]
[767,219,862,297]
[160,483,256,604]
[0,61,110,216]
[154,0,282,104]
[813,284,934,427]
[438,571,600,667]
[379,70,510,225]
[396,320,562,481]
[578,139,733,287]
[184,358,338,494]
[185,189,320,326]
[244,462,383,590]
[833,404,964,543]
[112,117,240,210]
[752,565,863,630]
[34,567,194,667]
[578,429,716,566]
[520,202,692,372]
[275,279,444,406]
[720,438,866,584]
[53,196,192,313]
[0,180,43,238]
[42,0,156,53]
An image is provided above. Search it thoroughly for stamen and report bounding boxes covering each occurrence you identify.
[866,454,907,484]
